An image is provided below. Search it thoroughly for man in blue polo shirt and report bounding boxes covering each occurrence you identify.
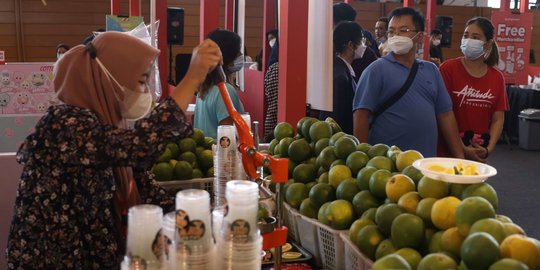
[352,7,463,158]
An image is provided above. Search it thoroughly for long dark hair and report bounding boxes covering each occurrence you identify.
[466,17,499,67]
[198,28,241,99]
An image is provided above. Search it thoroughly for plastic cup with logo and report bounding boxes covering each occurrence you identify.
[123,204,164,269]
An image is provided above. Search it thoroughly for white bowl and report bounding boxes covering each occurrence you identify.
[412,158,497,184]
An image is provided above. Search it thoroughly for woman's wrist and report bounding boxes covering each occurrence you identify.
[483,146,489,158]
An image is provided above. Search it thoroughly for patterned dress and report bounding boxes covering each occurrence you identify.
[263,62,279,142]
[6,97,190,269]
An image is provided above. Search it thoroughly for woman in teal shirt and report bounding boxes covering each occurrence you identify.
[194,29,245,138]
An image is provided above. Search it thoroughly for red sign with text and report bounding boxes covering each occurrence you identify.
[492,11,533,85]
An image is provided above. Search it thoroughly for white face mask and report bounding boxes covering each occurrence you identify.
[387,34,417,55]
[354,44,367,59]
[432,39,441,46]
[461,38,485,60]
[269,38,276,48]
[229,54,244,73]
[95,57,153,120]
[57,53,64,60]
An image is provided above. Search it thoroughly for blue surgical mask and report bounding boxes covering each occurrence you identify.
[461,38,485,60]
[229,54,244,73]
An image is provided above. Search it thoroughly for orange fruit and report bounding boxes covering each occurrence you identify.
[431,196,461,230]
[386,174,416,203]
[500,234,540,270]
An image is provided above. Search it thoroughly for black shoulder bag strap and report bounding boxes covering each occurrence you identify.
[369,61,419,128]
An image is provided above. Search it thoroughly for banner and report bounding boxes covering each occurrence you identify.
[0,63,58,115]
[106,15,144,32]
[492,11,533,85]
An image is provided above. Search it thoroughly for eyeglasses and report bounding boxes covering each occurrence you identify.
[387,28,419,37]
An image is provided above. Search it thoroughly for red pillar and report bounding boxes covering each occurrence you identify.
[403,0,414,7]
[111,0,120,15]
[500,0,510,12]
[225,0,234,31]
[129,0,140,16]
[520,0,529,13]
[200,0,220,42]
[262,0,277,74]
[424,0,436,60]
[156,0,168,97]
[277,0,308,125]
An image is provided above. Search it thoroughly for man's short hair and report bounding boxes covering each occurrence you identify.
[388,7,425,32]
[430,29,443,36]
[333,3,357,25]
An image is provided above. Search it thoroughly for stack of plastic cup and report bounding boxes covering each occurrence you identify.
[174,189,215,270]
[216,180,262,269]
[162,212,177,269]
[122,204,164,270]
[214,125,238,206]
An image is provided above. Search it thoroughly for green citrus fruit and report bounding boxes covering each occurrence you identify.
[336,178,359,202]
[375,239,397,260]
[301,118,318,142]
[357,142,372,154]
[416,197,437,227]
[394,248,422,270]
[328,164,352,189]
[489,258,529,270]
[179,151,197,168]
[431,196,461,230]
[395,150,423,172]
[355,224,385,260]
[178,138,197,153]
[308,182,335,208]
[349,218,376,246]
[417,253,457,270]
[456,196,496,236]
[316,146,337,171]
[153,162,173,181]
[292,163,317,184]
[461,232,500,269]
[299,198,318,219]
[462,183,499,210]
[361,208,377,222]
[372,254,411,270]
[329,131,346,146]
[317,202,331,225]
[375,203,405,237]
[166,143,180,159]
[278,137,295,158]
[157,148,173,162]
[323,199,355,230]
[190,128,205,146]
[191,168,204,179]
[346,151,370,176]
[197,149,214,170]
[268,138,279,155]
[469,218,506,244]
[174,160,193,180]
[367,143,390,158]
[285,182,309,209]
[314,138,330,156]
[401,165,424,185]
[366,155,395,172]
[398,191,421,214]
[391,213,425,248]
[352,190,380,217]
[287,139,311,162]
[274,122,295,141]
[333,136,357,159]
[369,169,393,199]
[309,121,333,142]
[418,176,449,199]
[356,166,377,191]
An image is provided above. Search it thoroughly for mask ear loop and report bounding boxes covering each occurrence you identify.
[86,42,127,101]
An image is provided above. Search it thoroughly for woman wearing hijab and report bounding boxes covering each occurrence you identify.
[263,32,279,142]
[6,32,221,268]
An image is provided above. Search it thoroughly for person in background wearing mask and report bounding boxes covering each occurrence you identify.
[375,17,389,55]
[254,29,278,71]
[6,31,221,268]
[438,17,508,162]
[319,21,364,135]
[429,29,444,66]
[333,2,378,81]
[55,43,70,60]
[352,7,464,158]
[194,28,245,139]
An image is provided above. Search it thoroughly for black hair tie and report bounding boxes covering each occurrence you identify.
[86,42,97,59]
